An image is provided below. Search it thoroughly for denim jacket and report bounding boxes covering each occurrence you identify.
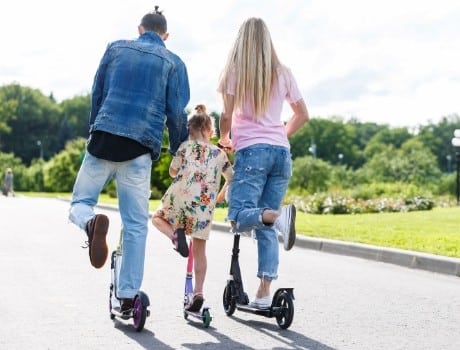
[89,32,190,160]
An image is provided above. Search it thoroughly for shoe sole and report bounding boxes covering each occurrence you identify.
[185,295,204,312]
[249,302,271,309]
[90,214,109,268]
[284,205,296,251]
[174,228,189,257]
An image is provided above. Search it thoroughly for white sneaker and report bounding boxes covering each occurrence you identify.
[249,295,271,309]
[275,204,296,251]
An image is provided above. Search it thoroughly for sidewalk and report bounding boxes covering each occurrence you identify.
[93,201,460,278]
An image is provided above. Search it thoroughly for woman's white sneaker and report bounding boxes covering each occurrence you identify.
[275,204,296,250]
[249,295,271,309]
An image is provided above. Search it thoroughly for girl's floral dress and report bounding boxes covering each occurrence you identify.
[156,140,233,240]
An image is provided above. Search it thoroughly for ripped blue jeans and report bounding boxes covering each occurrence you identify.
[227,144,292,281]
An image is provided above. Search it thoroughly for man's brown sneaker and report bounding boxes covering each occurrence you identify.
[85,214,109,268]
[120,298,134,319]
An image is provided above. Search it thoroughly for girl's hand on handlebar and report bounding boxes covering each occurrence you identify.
[217,139,233,153]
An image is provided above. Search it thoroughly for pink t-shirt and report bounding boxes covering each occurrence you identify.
[217,66,303,151]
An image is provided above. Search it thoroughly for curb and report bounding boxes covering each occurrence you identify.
[64,199,460,278]
[212,222,460,278]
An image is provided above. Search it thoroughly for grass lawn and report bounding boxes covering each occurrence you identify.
[24,192,460,258]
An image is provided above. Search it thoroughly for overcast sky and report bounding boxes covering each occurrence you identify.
[1,0,459,127]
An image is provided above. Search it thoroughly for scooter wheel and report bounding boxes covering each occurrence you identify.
[274,291,294,329]
[133,296,147,332]
[202,309,212,328]
[223,282,236,316]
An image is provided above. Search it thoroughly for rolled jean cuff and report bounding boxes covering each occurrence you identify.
[257,271,278,281]
[230,208,269,233]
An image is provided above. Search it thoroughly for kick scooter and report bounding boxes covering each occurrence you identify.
[109,229,150,332]
[183,240,212,328]
[222,231,295,329]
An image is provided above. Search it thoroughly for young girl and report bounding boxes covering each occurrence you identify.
[152,104,233,311]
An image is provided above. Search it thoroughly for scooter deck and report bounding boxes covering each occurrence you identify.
[183,306,210,318]
[183,306,212,327]
[236,303,273,316]
[111,306,133,320]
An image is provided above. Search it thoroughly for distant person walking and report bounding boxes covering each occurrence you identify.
[2,168,14,197]
[68,6,190,316]
[217,17,310,309]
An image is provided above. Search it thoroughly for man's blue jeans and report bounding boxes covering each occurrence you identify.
[69,152,152,298]
[227,144,292,281]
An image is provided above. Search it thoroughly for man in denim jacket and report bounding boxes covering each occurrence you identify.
[69,7,189,313]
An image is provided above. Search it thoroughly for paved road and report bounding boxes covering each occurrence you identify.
[1,196,460,350]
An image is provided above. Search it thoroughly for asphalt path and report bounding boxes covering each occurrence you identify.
[1,196,459,350]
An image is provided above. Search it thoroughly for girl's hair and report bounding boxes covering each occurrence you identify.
[188,104,213,135]
[220,17,281,120]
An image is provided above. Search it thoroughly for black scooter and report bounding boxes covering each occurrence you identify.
[222,231,295,329]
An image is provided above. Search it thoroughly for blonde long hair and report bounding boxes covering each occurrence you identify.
[220,17,281,121]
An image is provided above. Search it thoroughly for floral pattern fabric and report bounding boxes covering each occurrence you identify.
[155,140,233,240]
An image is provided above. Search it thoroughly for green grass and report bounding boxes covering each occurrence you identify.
[214,206,460,258]
[23,192,460,258]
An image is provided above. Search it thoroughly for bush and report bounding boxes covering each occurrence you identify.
[289,193,435,214]
[289,156,332,194]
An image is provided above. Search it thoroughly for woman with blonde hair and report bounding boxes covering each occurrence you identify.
[217,17,309,309]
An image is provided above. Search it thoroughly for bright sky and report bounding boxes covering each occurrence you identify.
[1,0,459,127]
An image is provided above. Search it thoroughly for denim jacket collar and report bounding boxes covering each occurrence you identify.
[138,31,166,47]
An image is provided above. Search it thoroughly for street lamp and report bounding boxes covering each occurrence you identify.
[451,130,460,205]
[446,154,452,173]
[308,141,317,158]
[338,153,344,165]
[37,140,43,159]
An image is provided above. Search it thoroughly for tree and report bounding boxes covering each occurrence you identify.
[0,84,61,164]
[363,127,412,159]
[415,113,460,172]
[289,156,333,194]
[289,117,360,167]
[43,138,86,192]
[58,95,91,149]
[358,139,441,186]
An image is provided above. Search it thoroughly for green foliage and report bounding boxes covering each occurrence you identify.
[416,113,460,171]
[289,117,362,168]
[290,193,434,215]
[0,84,90,166]
[23,159,45,192]
[104,180,117,198]
[43,138,86,192]
[289,156,332,194]
[2,83,459,205]
[350,182,427,200]
[149,186,164,200]
[58,95,91,147]
[356,139,441,186]
[151,151,174,192]
[0,84,62,164]
[434,173,456,196]
[364,127,412,159]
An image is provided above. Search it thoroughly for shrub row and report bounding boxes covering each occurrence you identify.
[290,193,435,214]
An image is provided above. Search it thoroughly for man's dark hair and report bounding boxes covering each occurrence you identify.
[141,6,167,34]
